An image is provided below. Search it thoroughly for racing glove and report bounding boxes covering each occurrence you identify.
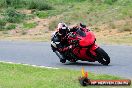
[58,45,73,52]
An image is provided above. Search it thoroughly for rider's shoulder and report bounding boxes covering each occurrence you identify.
[51,31,57,38]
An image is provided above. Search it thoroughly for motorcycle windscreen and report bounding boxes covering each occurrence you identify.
[79,31,95,47]
[76,29,86,37]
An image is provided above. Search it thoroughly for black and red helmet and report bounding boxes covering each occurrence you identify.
[57,22,69,35]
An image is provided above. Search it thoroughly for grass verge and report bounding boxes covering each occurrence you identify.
[0,0,131,46]
[0,62,131,88]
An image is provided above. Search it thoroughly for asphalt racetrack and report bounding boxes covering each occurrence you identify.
[0,41,132,78]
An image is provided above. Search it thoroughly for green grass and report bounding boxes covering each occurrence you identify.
[35,11,49,19]
[48,0,132,29]
[0,0,52,10]
[5,24,16,30]
[23,22,37,29]
[35,10,65,19]
[0,0,132,29]
[28,0,52,10]
[0,62,129,88]
[3,7,26,23]
[0,18,6,30]
[0,0,131,45]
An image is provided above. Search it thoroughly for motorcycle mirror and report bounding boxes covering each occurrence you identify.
[80,23,86,28]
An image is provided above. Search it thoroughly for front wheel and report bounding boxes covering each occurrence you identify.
[96,47,110,65]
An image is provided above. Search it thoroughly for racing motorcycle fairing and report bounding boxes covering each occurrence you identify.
[79,31,96,47]
[67,29,98,61]
[72,47,96,62]
[89,44,99,56]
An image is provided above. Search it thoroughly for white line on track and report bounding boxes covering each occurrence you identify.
[0,61,59,69]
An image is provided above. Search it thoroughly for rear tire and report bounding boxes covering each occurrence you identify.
[96,47,110,65]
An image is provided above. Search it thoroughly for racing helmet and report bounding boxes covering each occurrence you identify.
[57,22,69,35]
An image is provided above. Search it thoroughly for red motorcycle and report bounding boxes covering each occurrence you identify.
[51,28,110,65]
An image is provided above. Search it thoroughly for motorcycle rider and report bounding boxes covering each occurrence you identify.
[52,22,88,63]
[53,22,73,63]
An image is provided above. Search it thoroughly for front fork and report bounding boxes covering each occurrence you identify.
[89,43,99,56]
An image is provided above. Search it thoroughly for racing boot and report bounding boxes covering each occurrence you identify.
[60,58,66,63]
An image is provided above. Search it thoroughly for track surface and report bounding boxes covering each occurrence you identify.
[0,41,132,78]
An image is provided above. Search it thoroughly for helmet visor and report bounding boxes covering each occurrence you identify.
[59,27,67,35]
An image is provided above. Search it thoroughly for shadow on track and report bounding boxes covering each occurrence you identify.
[64,62,111,66]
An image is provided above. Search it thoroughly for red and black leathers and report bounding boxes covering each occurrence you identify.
[57,27,89,52]
[56,32,71,52]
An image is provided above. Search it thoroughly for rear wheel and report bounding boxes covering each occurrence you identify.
[96,47,110,65]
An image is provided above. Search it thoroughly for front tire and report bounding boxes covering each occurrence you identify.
[96,47,110,65]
